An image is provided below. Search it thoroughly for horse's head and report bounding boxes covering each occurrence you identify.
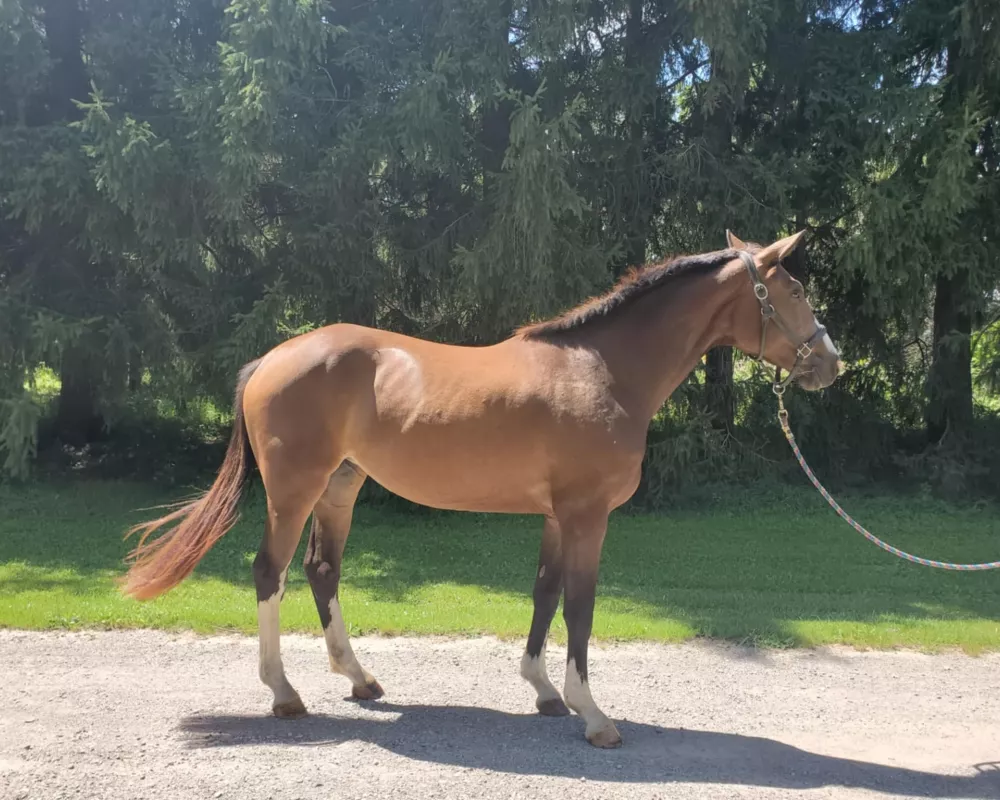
[727,230,842,392]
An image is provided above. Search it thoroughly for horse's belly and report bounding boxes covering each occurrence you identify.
[352,437,554,514]
[348,410,644,515]
[344,342,637,514]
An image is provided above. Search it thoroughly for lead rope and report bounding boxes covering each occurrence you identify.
[776,391,1000,571]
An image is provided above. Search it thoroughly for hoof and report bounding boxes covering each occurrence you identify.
[586,722,623,749]
[272,697,308,719]
[351,679,385,701]
[536,697,571,717]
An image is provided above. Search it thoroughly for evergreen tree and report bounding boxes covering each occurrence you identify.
[0,0,997,489]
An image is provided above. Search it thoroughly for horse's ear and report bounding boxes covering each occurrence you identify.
[757,230,806,269]
[726,230,749,250]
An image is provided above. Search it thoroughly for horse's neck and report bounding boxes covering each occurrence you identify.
[589,271,738,420]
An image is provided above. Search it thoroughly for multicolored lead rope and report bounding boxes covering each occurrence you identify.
[776,395,1000,571]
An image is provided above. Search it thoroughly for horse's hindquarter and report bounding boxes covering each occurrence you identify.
[346,335,645,514]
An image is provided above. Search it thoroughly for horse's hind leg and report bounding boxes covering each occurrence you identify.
[520,516,570,716]
[304,460,383,700]
[253,466,331,719]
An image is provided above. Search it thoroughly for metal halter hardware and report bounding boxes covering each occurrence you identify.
[746,248,1000,572]
[735,250,827,395]
[739,245,1000,572]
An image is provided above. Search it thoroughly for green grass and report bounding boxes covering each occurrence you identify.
[1,480,999,652]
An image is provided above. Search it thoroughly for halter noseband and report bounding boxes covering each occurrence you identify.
[735,249,827,394]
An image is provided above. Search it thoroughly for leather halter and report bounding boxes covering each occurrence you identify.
[735,250,827,393]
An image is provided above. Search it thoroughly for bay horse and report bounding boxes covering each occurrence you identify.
[122,230,840,748]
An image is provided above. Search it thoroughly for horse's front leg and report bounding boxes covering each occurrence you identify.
[559,508,621,748]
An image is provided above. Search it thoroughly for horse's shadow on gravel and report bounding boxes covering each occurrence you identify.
[180,703,999,798]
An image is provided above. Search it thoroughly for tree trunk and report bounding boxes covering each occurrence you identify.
[606,0,660,275]
[56,347,104,446]
[128,352,143,393]
[926,270,974,444]
[705,346,735,431]
[701,48,743,431]
[41,0,90,121]
[44,0,105,445]
[620,0,649,272]
[480,0,513,201]
[925,39,976,445]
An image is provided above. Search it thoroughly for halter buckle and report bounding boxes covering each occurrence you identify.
[754,283,769,301]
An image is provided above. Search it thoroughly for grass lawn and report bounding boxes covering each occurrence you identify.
[1,480,999,652]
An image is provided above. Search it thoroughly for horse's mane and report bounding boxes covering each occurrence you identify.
[516,248,740,339]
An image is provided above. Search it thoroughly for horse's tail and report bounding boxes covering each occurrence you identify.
[120,360,262,600]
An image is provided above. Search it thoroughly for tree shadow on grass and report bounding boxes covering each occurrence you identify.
[178,703,1000,797]
[0,571,97,596]
[3,482,1000,646]
[314,506,1000,648]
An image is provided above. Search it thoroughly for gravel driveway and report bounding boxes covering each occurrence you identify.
[1,629,998,799]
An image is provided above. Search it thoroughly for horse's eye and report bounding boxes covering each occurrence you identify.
[791,289,802,300]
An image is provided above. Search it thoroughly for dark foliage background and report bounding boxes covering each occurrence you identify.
[2,0,997,504]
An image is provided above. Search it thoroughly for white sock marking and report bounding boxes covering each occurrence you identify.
[520,644,561,703]
[257,569,298,706]
[564,657,617,741]
[324,596,372,687]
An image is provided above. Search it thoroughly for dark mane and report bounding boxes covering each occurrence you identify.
[516,248,740,339]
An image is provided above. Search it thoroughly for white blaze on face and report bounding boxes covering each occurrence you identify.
[805,308,838,359]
